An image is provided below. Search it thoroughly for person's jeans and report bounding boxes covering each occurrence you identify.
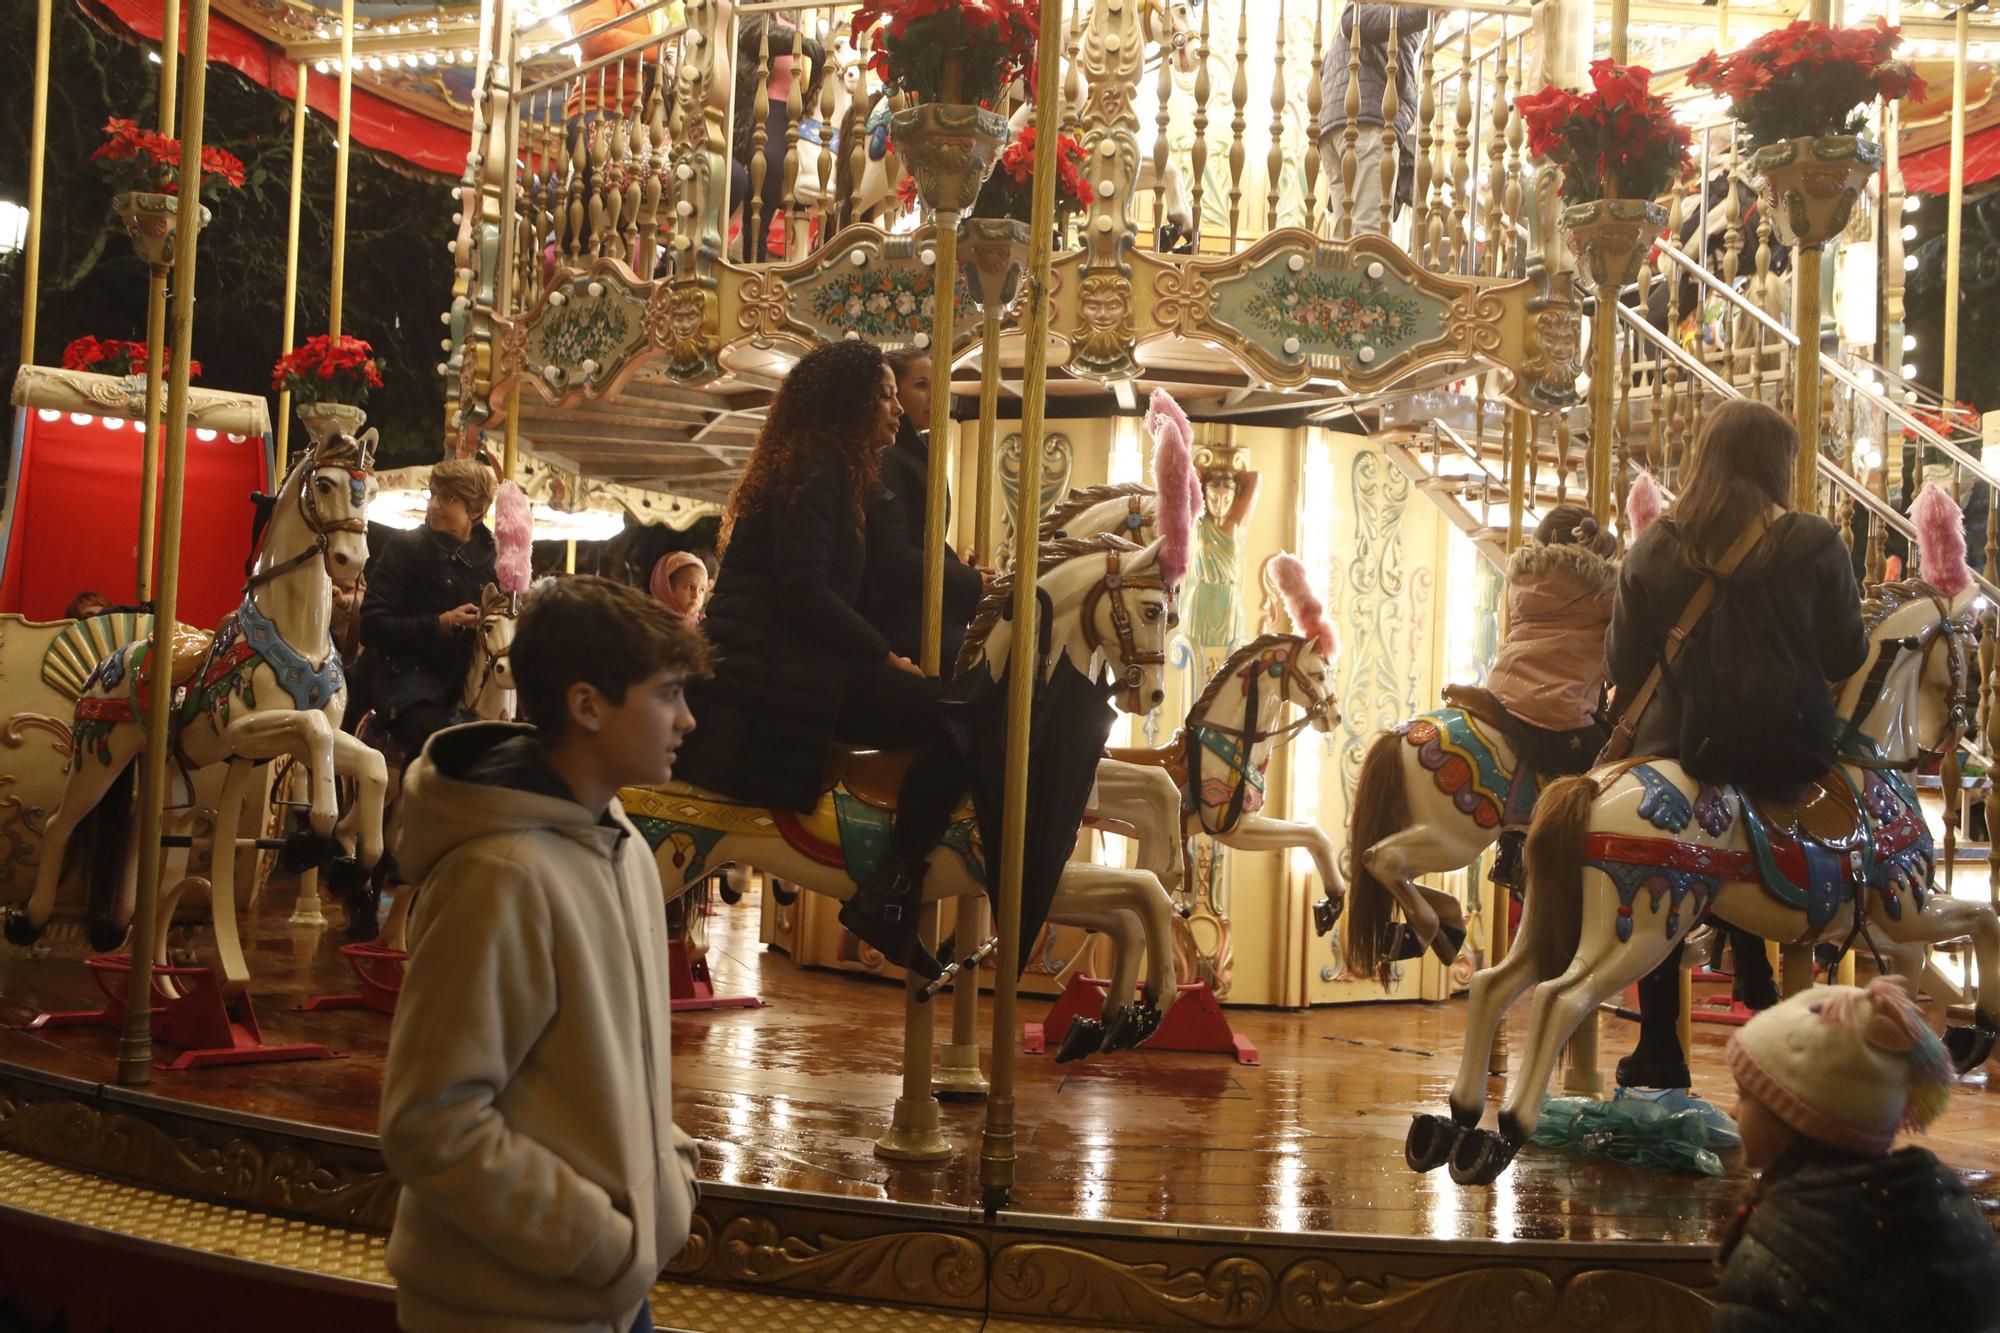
[628,1304,652,1333]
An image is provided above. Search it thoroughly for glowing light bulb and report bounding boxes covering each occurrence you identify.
[1903,223,1919,241]
[1905,254,1920,271]
[1904,333,1919,350]
[1903,362,1920,378]
[1905,195,1922,213]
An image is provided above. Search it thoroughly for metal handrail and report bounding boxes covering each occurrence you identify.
[1648,240,2000,496]
[520,15,689,96]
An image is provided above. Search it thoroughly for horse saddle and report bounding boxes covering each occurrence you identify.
[1747,771,1865,851]
[1440,683,1511,732]
[826,746,914,812]
[137,624,217,691]
[1103,729,1189,789]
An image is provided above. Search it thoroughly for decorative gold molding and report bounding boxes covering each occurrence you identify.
[714,1213,985,1307]
[993,1243,1274,1326]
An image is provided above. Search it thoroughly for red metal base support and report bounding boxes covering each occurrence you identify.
[19,954,338,1071]
[301,942,409,1017]
[1023,975,1258,1065]
[669,938,764,1014]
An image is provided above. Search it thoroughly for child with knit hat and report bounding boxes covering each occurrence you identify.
[1715,977,2000,1332]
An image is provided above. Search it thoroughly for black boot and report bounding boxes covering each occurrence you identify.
[839,856,942,981]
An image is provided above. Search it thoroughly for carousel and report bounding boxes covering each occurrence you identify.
[2,0,1999,1327]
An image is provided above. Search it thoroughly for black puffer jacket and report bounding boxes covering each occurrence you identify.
[358,523,498,714]
[1604,512,1866,767]
[675,451,919,811]
[862,416,984,668]
[1714,1144,2000,1332]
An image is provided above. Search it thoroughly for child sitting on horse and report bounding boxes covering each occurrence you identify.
[1715,978,2000,1331]
[381,576,706,1333]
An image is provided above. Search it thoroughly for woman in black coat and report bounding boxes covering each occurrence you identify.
[1604,399,1869,1090]
[674,341,964,979]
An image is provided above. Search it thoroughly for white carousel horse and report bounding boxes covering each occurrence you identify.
[624,533,1187,1053]
[365,585,519,952]
[2,431,389,986]
[1415,568,2000,1186]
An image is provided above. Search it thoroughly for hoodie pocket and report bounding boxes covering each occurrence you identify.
[571,1189,638,1289]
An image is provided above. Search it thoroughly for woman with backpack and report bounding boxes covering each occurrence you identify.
[1603,398,1869,1089]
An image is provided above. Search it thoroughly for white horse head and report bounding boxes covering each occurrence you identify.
[959,533,1176,716]
[256,428,376,594]
[465,584,520,720]
[1840,579,1979,767]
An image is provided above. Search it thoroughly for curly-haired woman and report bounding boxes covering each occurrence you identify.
[673,340,963,979]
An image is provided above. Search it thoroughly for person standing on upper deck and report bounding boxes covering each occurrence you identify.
[1316,4,1430,239]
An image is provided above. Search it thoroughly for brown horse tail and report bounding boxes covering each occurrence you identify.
[1521,773,1601,980]
[1343,730,1409,981]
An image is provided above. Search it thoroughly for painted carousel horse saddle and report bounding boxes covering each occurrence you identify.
[826,746,912,812]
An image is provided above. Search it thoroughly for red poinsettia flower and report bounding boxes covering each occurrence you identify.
[1688,20,1923,146]
[273,334,383,405]
[1517,63,1691,206]
[853,0,1037,105]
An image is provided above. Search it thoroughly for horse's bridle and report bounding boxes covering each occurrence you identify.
[244,446,372,595]
[461,599,517,712]
[1080,550,1175,693]
[1841,589,1974,771]
[1202,646,1341,749]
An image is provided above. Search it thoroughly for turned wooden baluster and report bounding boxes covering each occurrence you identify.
[1504,35,1524,275]
[747,19,771,261]
[1304,0,1324,229]
[587,68,614,258]
[1617,321,1633,517]
[1662,191,1684,485]
[1190,0,1212,248]
[780,19,804,258]
[1450,24,1473,275]
[635,47,666,275]
[1426,39,1449,267]
[564,78,588,266]
[843,23,870,229]
[1337,0,1359,242]
[1411,22,1435,264]
[1063,0,1085,136]
[1155,0,1174,243]
[1485,23,1508,279]
[609,64,635,261]
[1637,257,1659,468]
[1720,136,1744,391]
[1377,7,1398,236]
[1227,0,1249,248]
[1266,0,1287,233]
[813,5,836,246]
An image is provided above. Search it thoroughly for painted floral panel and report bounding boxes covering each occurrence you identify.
[795,264,976,342]
[1211,258,1442,364]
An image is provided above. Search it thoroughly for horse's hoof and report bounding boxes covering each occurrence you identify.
[1313,896,1343,937]
[1130,998,1163,1047]
[771,881,799,907]
[1405,1113,1460,1173]
[279,831,340,874]
[1,907,45,949]
[1055,1017,1105,1063]
[1945,1022,1998,1074]
[329,858,380,943]
[1447,1127,1520,1186]
[85,917,129,955]
[718,879,743,906]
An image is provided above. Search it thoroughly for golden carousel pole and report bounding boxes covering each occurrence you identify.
[276,64,309,475]
[329,0,356,340]
[982,0,1063,1212]
[120,0,214,1087]
[1787,0,1836,512]
[1945,6,1969,418]
[19,0,52,365]
[136,0,185,601]
[1584,0,1628,527]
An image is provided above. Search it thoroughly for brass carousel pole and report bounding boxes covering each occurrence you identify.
[19,0,52,364]
[329,0,356,339]
[1586,0,1630,527]
[120,0,213,1087]
[277,64,309,475]
[982,0,1063,1212]
[136,0,185,602]
[1944,6,1968,412]
[1788,0,1837,510]
[874,142,966,1168]
[937,287,1008,1100]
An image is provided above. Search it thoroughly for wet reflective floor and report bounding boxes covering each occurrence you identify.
[2,878,1995,1247]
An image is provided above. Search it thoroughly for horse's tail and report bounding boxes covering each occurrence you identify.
[1343,730,1409,980]
[1521,773,1602,980]
[80,761,137,953]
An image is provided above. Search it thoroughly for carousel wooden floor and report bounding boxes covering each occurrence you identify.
[1,876,1997,1254]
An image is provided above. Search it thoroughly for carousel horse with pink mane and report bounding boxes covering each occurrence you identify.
[1414,483,2000,1186]
[2,430,389,981]
[626,397,1203,1061]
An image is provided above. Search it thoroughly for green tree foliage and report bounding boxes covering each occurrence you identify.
[0,0,459,469]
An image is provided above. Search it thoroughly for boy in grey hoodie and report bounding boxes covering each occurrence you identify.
[381,576,709,1333]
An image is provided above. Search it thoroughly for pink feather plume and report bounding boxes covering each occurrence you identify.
[1626,470,1665,539]
[1145,388,1196,589]
[1268,553,1336,657]
[494,481,533,595]
[1912,481,1972,598]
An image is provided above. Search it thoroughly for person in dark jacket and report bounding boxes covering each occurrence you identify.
[359,458,501,755]
[1604,399,1870,1090]
[672,341,965,980]
[1315,4,1430,235]
[862,349,987,668]
[1714,978,2000,1333]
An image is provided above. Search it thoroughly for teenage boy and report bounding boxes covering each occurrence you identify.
[380,575,708,1333]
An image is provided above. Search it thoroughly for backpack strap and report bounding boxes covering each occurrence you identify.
[1600,515,1771,764]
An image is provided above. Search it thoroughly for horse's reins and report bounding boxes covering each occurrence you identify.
[1080,550,1174,693]
[462,599,518,713]
[1839,590,1972,772]
[1185,644,1339,835]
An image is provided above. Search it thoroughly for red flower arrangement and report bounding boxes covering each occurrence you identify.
[851,0,1038,107]
[967,127,1094,220]
[1905,399,1978,442]
[1688,20,1925,147]
[61,336,202,380]
[1516,61,1693,206]
[272,335,385,407]
[92,118,247,199]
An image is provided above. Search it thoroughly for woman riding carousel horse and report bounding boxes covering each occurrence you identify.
[672,340,968,981]
[1604,397,1869,1089]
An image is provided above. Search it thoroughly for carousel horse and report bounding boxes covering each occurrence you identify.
[1095,554,1346,946]
[1414,492,2000,1187]
[2,431,389,973]
[625,532,1187,1056]
[360,585,520,951]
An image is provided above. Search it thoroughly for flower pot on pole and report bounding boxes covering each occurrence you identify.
[1562,199,1668,527]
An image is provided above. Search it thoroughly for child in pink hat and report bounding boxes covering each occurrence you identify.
[1715,977,2000,1331]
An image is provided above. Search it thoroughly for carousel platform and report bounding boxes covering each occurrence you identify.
[1,880,1996,1332]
